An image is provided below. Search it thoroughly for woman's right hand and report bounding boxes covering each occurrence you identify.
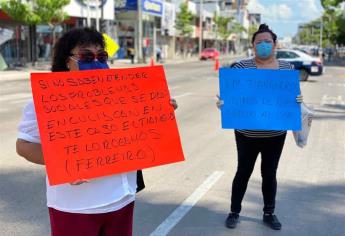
[216,94,224,109]
[70,179,90,185]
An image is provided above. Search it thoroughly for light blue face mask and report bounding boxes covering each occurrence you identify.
[255,42,273,59]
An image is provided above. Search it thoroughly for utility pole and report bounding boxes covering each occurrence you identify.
[96,0,100,31]
[319,16,323,52]
[199,0,203,56]
[100,0,105,33]
[153,19,157,62]
[137,0,143,63]
[87,0,91,27]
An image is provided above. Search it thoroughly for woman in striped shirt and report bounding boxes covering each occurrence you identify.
[217,24,303,230]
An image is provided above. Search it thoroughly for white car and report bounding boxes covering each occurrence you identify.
[276,49,324,81]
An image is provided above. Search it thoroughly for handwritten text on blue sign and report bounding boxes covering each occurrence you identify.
[219,68,301,131]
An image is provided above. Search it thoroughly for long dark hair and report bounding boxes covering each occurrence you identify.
[51,27,105,72]
[251,24,277,44]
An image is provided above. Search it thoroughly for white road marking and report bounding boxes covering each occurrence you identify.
[0,108,9,113]
[169,86,181,90]
[321,94,345,106]
[173,92,192,98]
[10,98,32,104]
[0,93,32,102]
[150,171,225,236]
[328,83,345,87]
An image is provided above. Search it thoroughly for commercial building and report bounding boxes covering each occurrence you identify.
[0,0,251,68]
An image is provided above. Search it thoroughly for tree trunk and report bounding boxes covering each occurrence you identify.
[183,37,187,58]
[29,25,37,66]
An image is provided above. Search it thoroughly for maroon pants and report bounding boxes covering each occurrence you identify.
[48,202,134,236]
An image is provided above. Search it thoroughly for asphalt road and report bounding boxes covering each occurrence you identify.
[0,59,344,236]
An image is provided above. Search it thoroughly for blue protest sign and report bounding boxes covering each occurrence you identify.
[219,68,301,131]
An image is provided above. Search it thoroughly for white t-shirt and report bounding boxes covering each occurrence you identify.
[17,101,137,214]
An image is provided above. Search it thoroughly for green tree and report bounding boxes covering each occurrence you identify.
[214,15,233,44]
[248,24,258,43]
[1,0,70,64]
[214,15,245,52]
[175,3,193,37]
[321,0,345,45]
[321,0,343,8]
[175,3,194,57]
[231,21,246,36]
[1,0,70,44]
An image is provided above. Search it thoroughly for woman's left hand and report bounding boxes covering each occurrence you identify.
[296,94,303,103]
[170,98,178,110]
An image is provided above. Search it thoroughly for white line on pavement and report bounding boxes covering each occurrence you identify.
[169,86,181,90]
[173,92,192,98]
[321,94,345,106]
[0,93,32,102]
[150,171,225,236]
[328,83,345,87]
[10,98,32,104]
[0,108,9,113]
[321,94,327,106]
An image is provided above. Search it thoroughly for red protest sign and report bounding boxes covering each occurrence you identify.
[30,66,185,185]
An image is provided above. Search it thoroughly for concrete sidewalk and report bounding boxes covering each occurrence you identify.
[0,54,242,82]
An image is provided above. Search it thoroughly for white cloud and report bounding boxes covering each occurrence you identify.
[295,0,322,20]
[248,0,293,21]
[247,0,323,22]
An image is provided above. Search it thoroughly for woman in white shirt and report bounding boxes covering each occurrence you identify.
[16,27,177,236]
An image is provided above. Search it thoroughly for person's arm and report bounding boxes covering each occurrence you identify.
[16,139,45,165]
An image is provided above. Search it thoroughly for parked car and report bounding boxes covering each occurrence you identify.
[200,48,220,60]
[276,49,323,81]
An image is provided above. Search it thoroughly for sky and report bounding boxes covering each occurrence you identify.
[247,0,324,38]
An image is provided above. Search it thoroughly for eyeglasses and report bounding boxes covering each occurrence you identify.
[70,50,108,63]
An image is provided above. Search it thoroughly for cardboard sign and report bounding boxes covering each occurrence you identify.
[219,68,301,131]
[31,66,184,185]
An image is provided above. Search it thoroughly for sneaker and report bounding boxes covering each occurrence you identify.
[263,213,282,230]
[225,212,239,228]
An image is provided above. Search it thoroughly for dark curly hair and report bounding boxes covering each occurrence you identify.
[251,23,277,44]
[51,27,105,72]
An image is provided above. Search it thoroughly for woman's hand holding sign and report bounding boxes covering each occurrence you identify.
[170,98,178,110]
[296,95,303,103]
[70,179,90,185]
[216,94,224,109]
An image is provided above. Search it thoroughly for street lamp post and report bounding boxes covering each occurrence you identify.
[87,0,91,27]
[137,0,143,63]
[320,16,323,53]
[199,0,203,56]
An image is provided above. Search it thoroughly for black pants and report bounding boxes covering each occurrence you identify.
[231,131,286,214]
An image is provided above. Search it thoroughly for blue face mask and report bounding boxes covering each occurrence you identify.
[255,42,273,59]
[78,60,109,70]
